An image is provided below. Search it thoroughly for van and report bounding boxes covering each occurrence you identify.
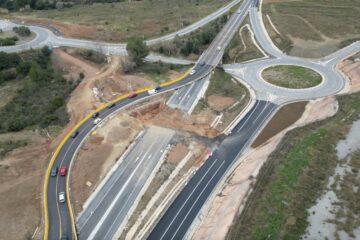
[93,118,102,125]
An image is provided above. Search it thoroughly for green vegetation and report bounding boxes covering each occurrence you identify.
[74,48,107,65]
[262,65,322,89]
[263,0,360,57]
[0,47,78,133]
[12,26,31,37]
[227,92,360,240]
[134,62,186,84]
[9,0,230,42]
[0,36,18,46]
[152,14,229,58]
[0,139,27,158]
[223,19,265,63]
[194,69,249,130]
[127,37,149,65]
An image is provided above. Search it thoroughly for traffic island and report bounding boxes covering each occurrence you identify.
[262,65,322,89]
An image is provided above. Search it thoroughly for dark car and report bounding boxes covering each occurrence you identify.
[92,112,99,118]
[199,61,205,66]
[50,166,58,177]
[155,86,161,91]
[108,103,116,109]
[128,93,138,99]
[71,131,79,138]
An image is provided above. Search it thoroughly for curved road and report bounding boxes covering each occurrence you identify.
[0,0,242,55]
[1,0,359,239]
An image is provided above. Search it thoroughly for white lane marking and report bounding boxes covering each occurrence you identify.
[251,101,269,124]
[86,143,155,240]
[170,160,226,240]
[101,136,171,240]
[78,142,155,232]
[236,100,261,133]
[159,158,220,240]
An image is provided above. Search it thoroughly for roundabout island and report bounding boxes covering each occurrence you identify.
[262,65,322,89]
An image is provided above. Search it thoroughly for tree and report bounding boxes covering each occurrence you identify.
[126,37,149,65]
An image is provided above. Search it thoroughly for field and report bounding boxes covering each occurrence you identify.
[9,0,231,42]
[263,0,360,57]
[227,91,360,240]
[262,65,322,89]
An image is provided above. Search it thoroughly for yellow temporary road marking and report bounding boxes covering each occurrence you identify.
[42,68,191,240]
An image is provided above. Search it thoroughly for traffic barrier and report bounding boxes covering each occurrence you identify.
[42,67,190,240]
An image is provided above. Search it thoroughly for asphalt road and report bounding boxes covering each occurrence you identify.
[223,4,360,105]
[147,100,277,240]
[167,0,252,113]
[46,60,213,240]
[76,126,174,240]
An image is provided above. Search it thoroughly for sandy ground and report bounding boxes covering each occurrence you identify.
[14,17,99,40]
[130,101,219,138]
[207,95,236,112]
[189,96,339,240]
[71,114,143,214]
[338,59,360,94]
[0,131,50,240]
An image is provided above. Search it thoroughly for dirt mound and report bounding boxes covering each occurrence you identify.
[130,101,219,138]
[207,95,236,111]
[339,59,360,93]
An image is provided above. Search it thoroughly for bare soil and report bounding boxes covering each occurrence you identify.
[71,114,143,215]
[339,58,360,93]
[207,95,236,112]
[130,101,219,138]
[252,101,308,147]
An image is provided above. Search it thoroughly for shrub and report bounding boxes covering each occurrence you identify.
[12,26,31,37]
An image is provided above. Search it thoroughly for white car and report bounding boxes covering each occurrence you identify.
[148,89,157,95]
[58,192,65,203]
[190,69,196,75]
[217,45,222,50]
[93,117,102,125]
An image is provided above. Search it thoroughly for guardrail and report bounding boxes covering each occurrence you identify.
[42,68,192,240]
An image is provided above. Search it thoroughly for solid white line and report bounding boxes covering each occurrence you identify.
[170,160,226,240]
[236,100,261,133]
[102,137,170,240]
[159,158,220,240]
[86,143,155,240]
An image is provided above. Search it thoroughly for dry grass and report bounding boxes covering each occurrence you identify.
[263,0,360,57]
[262,65,322,89]
[10,0,231,42]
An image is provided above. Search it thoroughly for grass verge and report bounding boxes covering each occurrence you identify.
[226,91,360,240]
[262,65,322,89]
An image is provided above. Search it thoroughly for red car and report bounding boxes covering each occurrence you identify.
[59,166,67,176]
[128,93,138,99]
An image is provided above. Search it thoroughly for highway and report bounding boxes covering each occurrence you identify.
[148,100,277,239]
[77,126,174,240]
[45,59,213,240]
[167,0,252,114]
[2,0,357,238]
